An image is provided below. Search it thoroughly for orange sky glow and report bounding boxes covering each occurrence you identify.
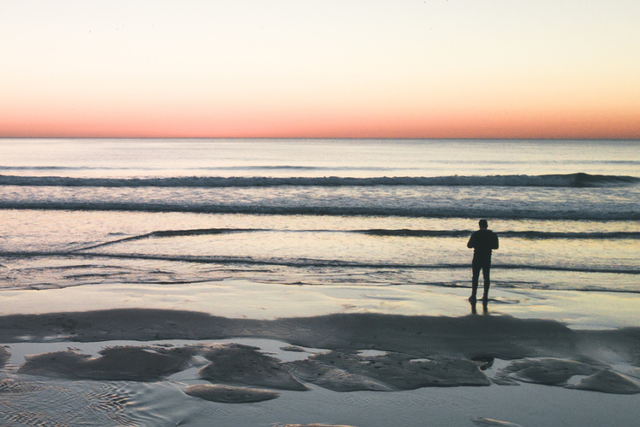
[1,1,639,140]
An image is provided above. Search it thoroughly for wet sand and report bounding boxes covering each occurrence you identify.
[1,280,639,426]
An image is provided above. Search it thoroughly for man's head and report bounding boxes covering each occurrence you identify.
[479,219,488,229]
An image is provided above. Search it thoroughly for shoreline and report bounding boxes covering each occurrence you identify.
[1,279,638,329]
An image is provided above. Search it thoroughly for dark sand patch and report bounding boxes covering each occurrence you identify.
[0,310,580,361]
[270,313,580,361]
[498,357,640,394]
[2,309,640,395]
[281,345,307,352]
[498,358,600,386]
[18,345,194,381]
[287,350,489,392]
[566,370,640,394]
[198,343,307,391]
[288,359,392,392]
[184,384,280,403]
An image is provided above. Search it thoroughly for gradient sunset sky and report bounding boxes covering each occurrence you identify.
[1,0,639,139]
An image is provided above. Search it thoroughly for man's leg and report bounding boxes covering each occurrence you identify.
[471,261,481,301]
[482,262,491,301]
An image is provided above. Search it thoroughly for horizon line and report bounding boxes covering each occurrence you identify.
[2,136,639,142]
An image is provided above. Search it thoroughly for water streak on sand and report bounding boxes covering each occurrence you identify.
[68,226,640,254]
[472,418,523,427]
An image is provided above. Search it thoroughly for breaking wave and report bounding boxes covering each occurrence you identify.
[1,250,639,277]
[1,173,638,188]
[359,229,640,239]
[0,201,637,220]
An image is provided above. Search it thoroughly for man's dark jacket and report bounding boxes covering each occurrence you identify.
[467,229,499,260]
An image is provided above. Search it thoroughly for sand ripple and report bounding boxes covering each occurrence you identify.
[0,379,137,426]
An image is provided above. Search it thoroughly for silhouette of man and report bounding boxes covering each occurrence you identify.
[467,219,499,303]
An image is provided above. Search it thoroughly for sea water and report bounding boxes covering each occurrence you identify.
[1,138,640,427]
[0,138,638,294]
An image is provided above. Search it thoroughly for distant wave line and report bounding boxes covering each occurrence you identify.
[1,201,638,221]
[73,228,268,251]
[0,165,407,172]
[358,229,640,239]
[0,172,638,188]
[2,251,639,275]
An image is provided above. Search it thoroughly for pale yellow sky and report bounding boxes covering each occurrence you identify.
[1,0,639,138]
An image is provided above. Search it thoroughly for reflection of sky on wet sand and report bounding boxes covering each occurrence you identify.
[1,279,639,329]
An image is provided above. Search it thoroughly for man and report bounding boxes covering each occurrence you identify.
[467,219,499,303]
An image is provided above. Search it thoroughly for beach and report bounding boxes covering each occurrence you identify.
[1,281,639,426]
[1,138,639,426]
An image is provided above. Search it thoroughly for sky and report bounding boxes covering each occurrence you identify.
[1,0,639,139]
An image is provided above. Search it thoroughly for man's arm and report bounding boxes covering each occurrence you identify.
[467,233,475,248]
[492,233,499,250]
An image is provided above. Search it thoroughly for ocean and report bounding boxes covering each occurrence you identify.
[2,138,640,427]
[0,138,638,295]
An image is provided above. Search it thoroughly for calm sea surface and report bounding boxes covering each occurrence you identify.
[0,138,638,293]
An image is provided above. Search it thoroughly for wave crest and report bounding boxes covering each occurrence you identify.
[0,173,638,188]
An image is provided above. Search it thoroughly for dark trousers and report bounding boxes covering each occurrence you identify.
[471,257,491,299]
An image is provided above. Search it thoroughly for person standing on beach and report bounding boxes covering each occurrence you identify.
[467,219,499,303]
